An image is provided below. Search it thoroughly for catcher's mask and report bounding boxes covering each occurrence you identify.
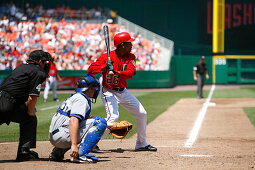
[75,75,100,103]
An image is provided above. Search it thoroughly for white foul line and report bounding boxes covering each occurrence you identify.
[180,154,213,157]
[184,84,216,148]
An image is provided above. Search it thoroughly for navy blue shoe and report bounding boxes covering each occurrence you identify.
[135,145,157,152]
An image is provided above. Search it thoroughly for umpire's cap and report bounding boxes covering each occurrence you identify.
[28,50,51,62]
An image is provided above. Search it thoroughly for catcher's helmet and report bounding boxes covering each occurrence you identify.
[75,75,100,100]
[28,50,51,62]
[114,32,135,47]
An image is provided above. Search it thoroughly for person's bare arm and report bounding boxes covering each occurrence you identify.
[193,70,197,81]
[205,71,209,79]
[27,96,38,116]
[69,116,79,158]
[57,73,62,81]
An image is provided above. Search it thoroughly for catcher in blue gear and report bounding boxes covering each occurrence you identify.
[49,75,106,163]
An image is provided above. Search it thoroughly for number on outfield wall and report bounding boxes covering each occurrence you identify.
[215,58,226,65]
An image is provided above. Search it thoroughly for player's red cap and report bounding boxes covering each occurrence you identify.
[114,32,135,47]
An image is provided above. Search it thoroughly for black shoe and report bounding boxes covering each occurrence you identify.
[91,145,103,153]
[16,148,39,162]
[49,153,64,162]
[54,98,59,102]
[135,145,157,152]
[49,147,66,162]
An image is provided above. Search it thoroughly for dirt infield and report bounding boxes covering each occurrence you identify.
[1,98,255,169]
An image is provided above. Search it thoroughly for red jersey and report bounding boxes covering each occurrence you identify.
[88,50,136,89]
[48,62,58,76]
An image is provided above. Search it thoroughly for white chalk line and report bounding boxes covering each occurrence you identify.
[40,105,59,111]
[40,102,104,111]
[184,84,216,148]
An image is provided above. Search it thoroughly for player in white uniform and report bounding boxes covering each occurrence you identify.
[49,75,107,163]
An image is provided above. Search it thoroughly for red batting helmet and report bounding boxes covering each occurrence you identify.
[114,32,135,47]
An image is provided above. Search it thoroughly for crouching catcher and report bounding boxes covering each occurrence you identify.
[49,75,106,163]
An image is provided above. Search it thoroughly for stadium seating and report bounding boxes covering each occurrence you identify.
[0,3,161,71]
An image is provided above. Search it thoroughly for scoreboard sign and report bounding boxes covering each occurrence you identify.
[199,0,255,51]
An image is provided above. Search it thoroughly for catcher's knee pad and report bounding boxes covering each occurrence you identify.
[78,117,106,156]
[93,116,107,132]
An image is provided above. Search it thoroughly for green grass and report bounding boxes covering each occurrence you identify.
[213,87,255,98]
[243,107,255,126]
[1,86,255,142]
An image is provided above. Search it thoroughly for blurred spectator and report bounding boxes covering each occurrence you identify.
[0,3,161,71]
[109,9,117,23]
[0,2,107,21]
[0,20,161,70]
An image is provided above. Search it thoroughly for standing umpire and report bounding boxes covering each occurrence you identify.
[0,50,51,161]
[193,56,209,99]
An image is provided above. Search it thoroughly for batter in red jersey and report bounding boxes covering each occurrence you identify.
[88,32,157,152]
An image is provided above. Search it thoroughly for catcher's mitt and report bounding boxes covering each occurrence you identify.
[108,120,133,139]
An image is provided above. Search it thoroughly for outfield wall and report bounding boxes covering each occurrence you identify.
[213,55,255,84]
[173,55,212,85]
[0,69,175,89]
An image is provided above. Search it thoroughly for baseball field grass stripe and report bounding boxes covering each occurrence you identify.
[40,105,59,111]
[184,84,216,148]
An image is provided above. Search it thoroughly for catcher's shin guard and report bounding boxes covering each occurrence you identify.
[78,117,106,156]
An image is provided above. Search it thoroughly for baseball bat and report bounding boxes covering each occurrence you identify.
[103,25,114,75]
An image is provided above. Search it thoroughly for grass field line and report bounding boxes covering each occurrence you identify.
[184,84,216,148]
[39,92,148,111]
[40,105,59,111]
[40,103,103,111]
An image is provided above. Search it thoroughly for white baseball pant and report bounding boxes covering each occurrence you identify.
[44,76,57,100]
[100,87,149,149]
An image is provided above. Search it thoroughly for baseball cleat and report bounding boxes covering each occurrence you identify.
[53,98,59,102]
[71,154,98,163]
[16,150,39,162]
[135,145,157,152]
[49,153,64,162]
[91,145,103,153]
[49,147,67,162]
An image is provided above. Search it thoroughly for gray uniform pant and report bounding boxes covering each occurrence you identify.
[196,73,204,98]
[49,115,95,149]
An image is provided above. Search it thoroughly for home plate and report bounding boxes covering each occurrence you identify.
[208,102,216,106]
[180,154,213,157]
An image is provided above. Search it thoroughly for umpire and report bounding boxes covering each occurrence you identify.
[0,50,51,161]
[193,56,209,99]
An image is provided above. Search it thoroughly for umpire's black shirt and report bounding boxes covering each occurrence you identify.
[194,62,207,75]
[0,63,47,104]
